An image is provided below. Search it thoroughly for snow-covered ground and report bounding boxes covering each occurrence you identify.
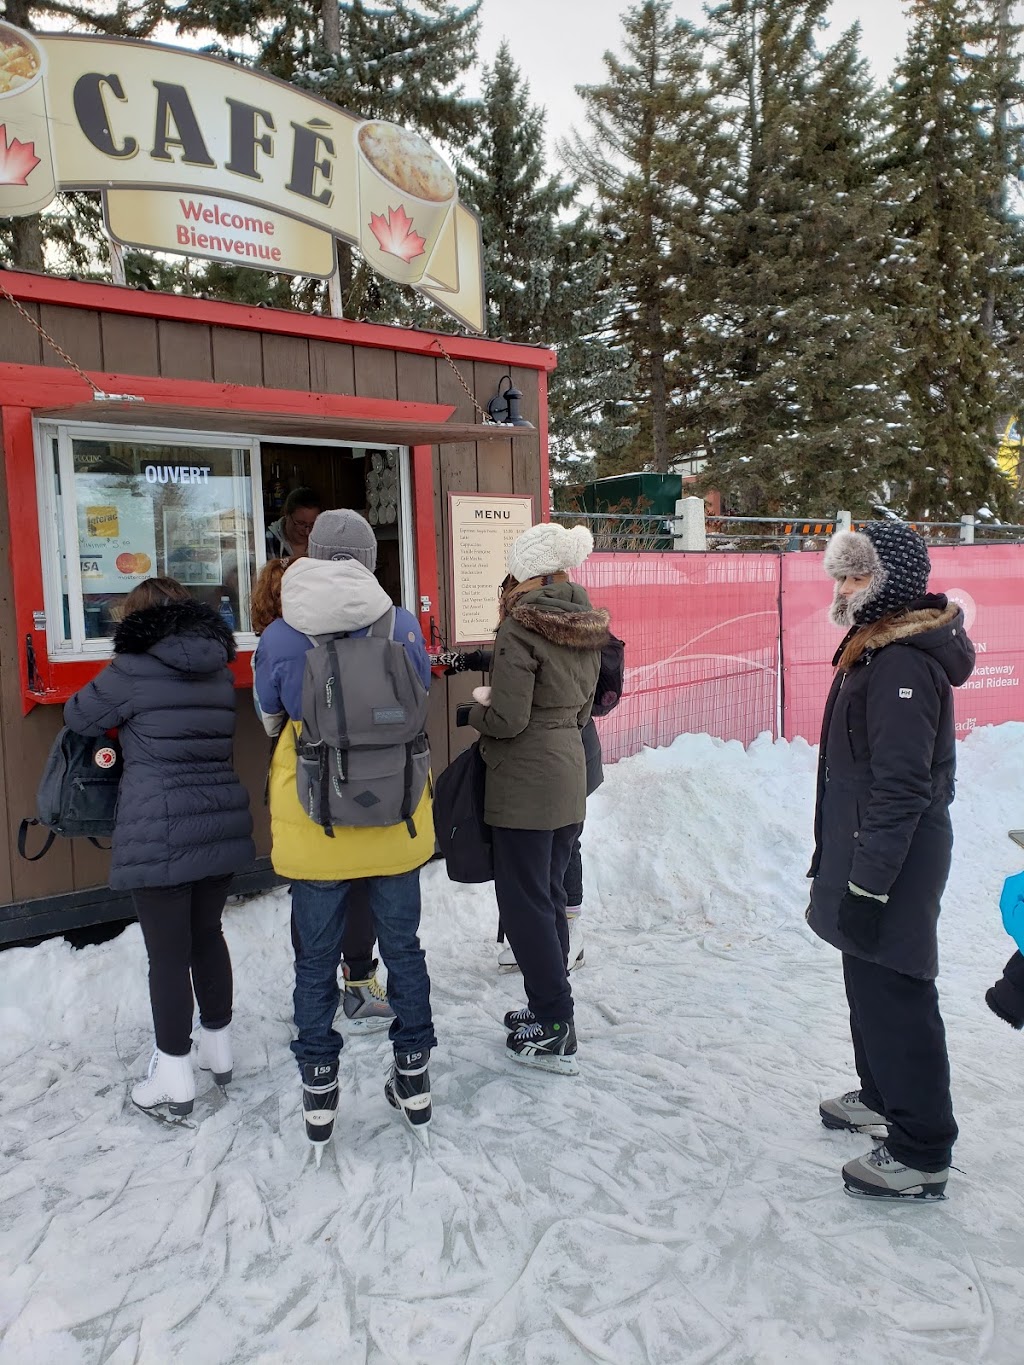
[3,725,1024,1365]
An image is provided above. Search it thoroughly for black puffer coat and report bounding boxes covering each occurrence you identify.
[806,599,975,979]
[64,601,255,891]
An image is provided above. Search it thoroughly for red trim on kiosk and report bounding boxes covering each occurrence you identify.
[536,368,551,518]
[3,364,447,711]
[1,270,558,372]
[410,444,443,669]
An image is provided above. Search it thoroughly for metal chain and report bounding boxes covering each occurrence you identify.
[0,277,102,394]
[430,336,495,423]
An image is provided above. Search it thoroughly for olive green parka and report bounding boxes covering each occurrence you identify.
[468,580,609,830]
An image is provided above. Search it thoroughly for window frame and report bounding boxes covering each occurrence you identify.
[32,418,415,664]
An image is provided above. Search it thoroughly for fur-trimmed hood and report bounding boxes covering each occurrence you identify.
[507,583,611,651]
[834,596,975,686]
[114,599,236,675]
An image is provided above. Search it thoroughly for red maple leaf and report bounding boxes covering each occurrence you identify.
[368,205,427,264]
[0,124,41,186]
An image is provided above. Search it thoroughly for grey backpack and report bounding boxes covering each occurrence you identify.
[294,609,430,838]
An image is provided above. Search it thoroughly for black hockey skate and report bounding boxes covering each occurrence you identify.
[302,1061,339,1164]
[385,1049,432,1129]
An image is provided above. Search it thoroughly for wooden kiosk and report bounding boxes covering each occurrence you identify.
[0,269,553,940]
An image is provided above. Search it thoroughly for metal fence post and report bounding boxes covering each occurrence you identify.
[960,514,975,545]
[836,509,852,533]
[673,496,708,551]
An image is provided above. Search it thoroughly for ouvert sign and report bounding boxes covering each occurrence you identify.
[0,22,485,332]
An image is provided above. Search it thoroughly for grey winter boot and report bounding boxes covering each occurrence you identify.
[819,1089,887,1135]
[842,1144,948,1200]
[342,962,395,1031]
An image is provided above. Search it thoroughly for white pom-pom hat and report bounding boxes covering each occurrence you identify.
[507,522,594,583]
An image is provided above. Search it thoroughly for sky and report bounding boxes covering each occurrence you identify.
[474,0,911,154]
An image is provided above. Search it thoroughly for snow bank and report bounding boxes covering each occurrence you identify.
[1,726,1023,1364]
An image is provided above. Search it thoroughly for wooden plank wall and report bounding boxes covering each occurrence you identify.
[0,299,544,908]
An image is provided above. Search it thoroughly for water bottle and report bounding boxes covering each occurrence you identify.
[219,595,236,631]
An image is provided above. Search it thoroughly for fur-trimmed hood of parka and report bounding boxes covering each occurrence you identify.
[507,585,611,652]
[834,596,974,686]
[113,599,236,675]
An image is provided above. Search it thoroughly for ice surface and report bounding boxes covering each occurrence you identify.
[2,725,1024,1364]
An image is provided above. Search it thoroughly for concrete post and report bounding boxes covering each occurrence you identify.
[836,509,852,533]
[960,514,975,545]
[673,496,708,551]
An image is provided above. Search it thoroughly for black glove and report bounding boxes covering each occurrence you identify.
[439,649,491,675]
[837,889,885,954]
[986,952,1024,1029]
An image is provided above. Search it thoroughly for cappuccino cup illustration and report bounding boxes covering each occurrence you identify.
[356,120,457,285]
[0,23,56,217]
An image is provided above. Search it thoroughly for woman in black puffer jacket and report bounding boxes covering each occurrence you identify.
[65,578,254,1118]
[808,522,974,1202]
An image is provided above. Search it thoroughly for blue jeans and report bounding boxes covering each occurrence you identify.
[290,871,435,1068]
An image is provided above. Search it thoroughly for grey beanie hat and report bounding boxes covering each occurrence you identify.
[824,520,931,627]
[307,508,378,571]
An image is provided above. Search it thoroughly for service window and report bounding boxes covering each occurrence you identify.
[35,424,261,658]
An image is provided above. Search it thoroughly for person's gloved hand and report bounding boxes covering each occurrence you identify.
[999,871,1024,952]
[439,649,491,675]
[838,883,888,954]
[472,685,492,707]
[986,951,1024,1029]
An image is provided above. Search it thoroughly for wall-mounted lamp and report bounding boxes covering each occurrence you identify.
[486,374,533,427]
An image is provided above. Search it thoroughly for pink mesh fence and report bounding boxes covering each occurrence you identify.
[575,553,781,762]
[575,546,1024,760]
[781,547,1024,743]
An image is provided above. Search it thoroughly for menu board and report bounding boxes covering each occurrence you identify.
[449,493,534,644]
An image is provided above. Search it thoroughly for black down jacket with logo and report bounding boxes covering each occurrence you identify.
[806,599,975,980]
[64,601,255,891]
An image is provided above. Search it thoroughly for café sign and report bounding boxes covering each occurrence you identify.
[0,23,485,332]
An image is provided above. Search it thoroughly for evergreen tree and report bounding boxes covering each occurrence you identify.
[884,0,1022,519]
[460,42,574,339]
[0,0,166,271]
[564,0,722,475]
[172,0,482,318]
[976,0,1024,507]
[457,42,627,481]
[694,1,897,516]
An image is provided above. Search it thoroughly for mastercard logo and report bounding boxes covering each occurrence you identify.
[115,552,152,575]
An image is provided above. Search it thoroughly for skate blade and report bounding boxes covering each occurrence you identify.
[344,1015,393,1033]
[403,1115,431,1148]
[131,1099,197,1129]
[568,952,585,972]
[843,1182,947,1202]
[199,1067,233,1085]
[507,1051,580,1077]
[821,1115,888,1139]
